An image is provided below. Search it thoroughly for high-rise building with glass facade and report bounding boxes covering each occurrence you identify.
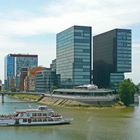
[93,29,131,88]
[35,68,60,92]
[4,54,38,90]
[56,25,92,87]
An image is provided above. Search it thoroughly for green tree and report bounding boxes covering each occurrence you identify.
[118,79,136,106]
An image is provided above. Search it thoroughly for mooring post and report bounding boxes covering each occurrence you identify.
[2,93,4,103]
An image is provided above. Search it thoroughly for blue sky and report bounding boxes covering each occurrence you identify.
[0,0,139,84]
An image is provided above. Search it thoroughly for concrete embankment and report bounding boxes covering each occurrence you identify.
[39,94,122,108]
[39,96,90,107]
[9,94,125,109]
[10,94,97,107]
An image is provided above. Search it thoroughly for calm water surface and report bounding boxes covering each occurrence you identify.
[0,96,140,140]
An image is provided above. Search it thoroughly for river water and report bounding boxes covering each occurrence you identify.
[0,96,140,140]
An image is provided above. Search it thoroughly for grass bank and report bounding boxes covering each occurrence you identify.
[9,94,42,102]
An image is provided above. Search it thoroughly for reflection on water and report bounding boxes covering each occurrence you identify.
[0,96,140,140]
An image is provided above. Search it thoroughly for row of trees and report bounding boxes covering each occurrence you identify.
[118,79,139,106]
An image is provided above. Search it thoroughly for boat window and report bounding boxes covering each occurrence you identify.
[28,119,31,123]
[43,113,47,116]
[32,113,36,116]
[23,119,27,122]
[20,113,23,117]
[15,119,19,124]
[15,114,19,117]
[48,112,54,116]
[38,106,48,110]
[32,119,36,122]
[38,119,42,122]
[48,118,53,121]
[27,113,30,117]
[43,119,47,122]
[38,113,42,116]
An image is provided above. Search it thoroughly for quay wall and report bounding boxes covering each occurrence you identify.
[8,94,120,107]
[39,95,118,107]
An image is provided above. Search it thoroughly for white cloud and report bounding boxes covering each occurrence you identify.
[0,0,140,36]
[0,0,140,83]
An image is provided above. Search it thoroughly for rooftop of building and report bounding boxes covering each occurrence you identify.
[28,66,46,77]
[93,28,131,38]
[53,88,115,94]
[57,25,92,35]
[8,54,38,57]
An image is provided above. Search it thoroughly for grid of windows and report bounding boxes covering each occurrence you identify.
[56,26,91,87]
[4,54,38,90]
[117,30,131,72]
[93,29,131,88]
[6,56,15,78]
[16,57,38,75]
[110,73,124,88]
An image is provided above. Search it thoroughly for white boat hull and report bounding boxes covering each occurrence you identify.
[0,119,72,126]
[0,119,15,126]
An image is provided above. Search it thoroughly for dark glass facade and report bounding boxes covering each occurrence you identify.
[56,25,92,87]
[93,29,131,88]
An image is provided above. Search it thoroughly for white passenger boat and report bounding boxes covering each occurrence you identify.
[0,106,72,126]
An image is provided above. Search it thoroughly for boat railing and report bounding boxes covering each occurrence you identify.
[0,114,16,119]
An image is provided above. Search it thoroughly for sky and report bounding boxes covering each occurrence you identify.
[0,0,139,84]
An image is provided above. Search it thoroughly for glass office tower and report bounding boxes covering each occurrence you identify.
[4,54,38,90]
[93,29,131,88]
[56,25,92,87]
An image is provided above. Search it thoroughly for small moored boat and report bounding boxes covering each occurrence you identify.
[0,106,73,126]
